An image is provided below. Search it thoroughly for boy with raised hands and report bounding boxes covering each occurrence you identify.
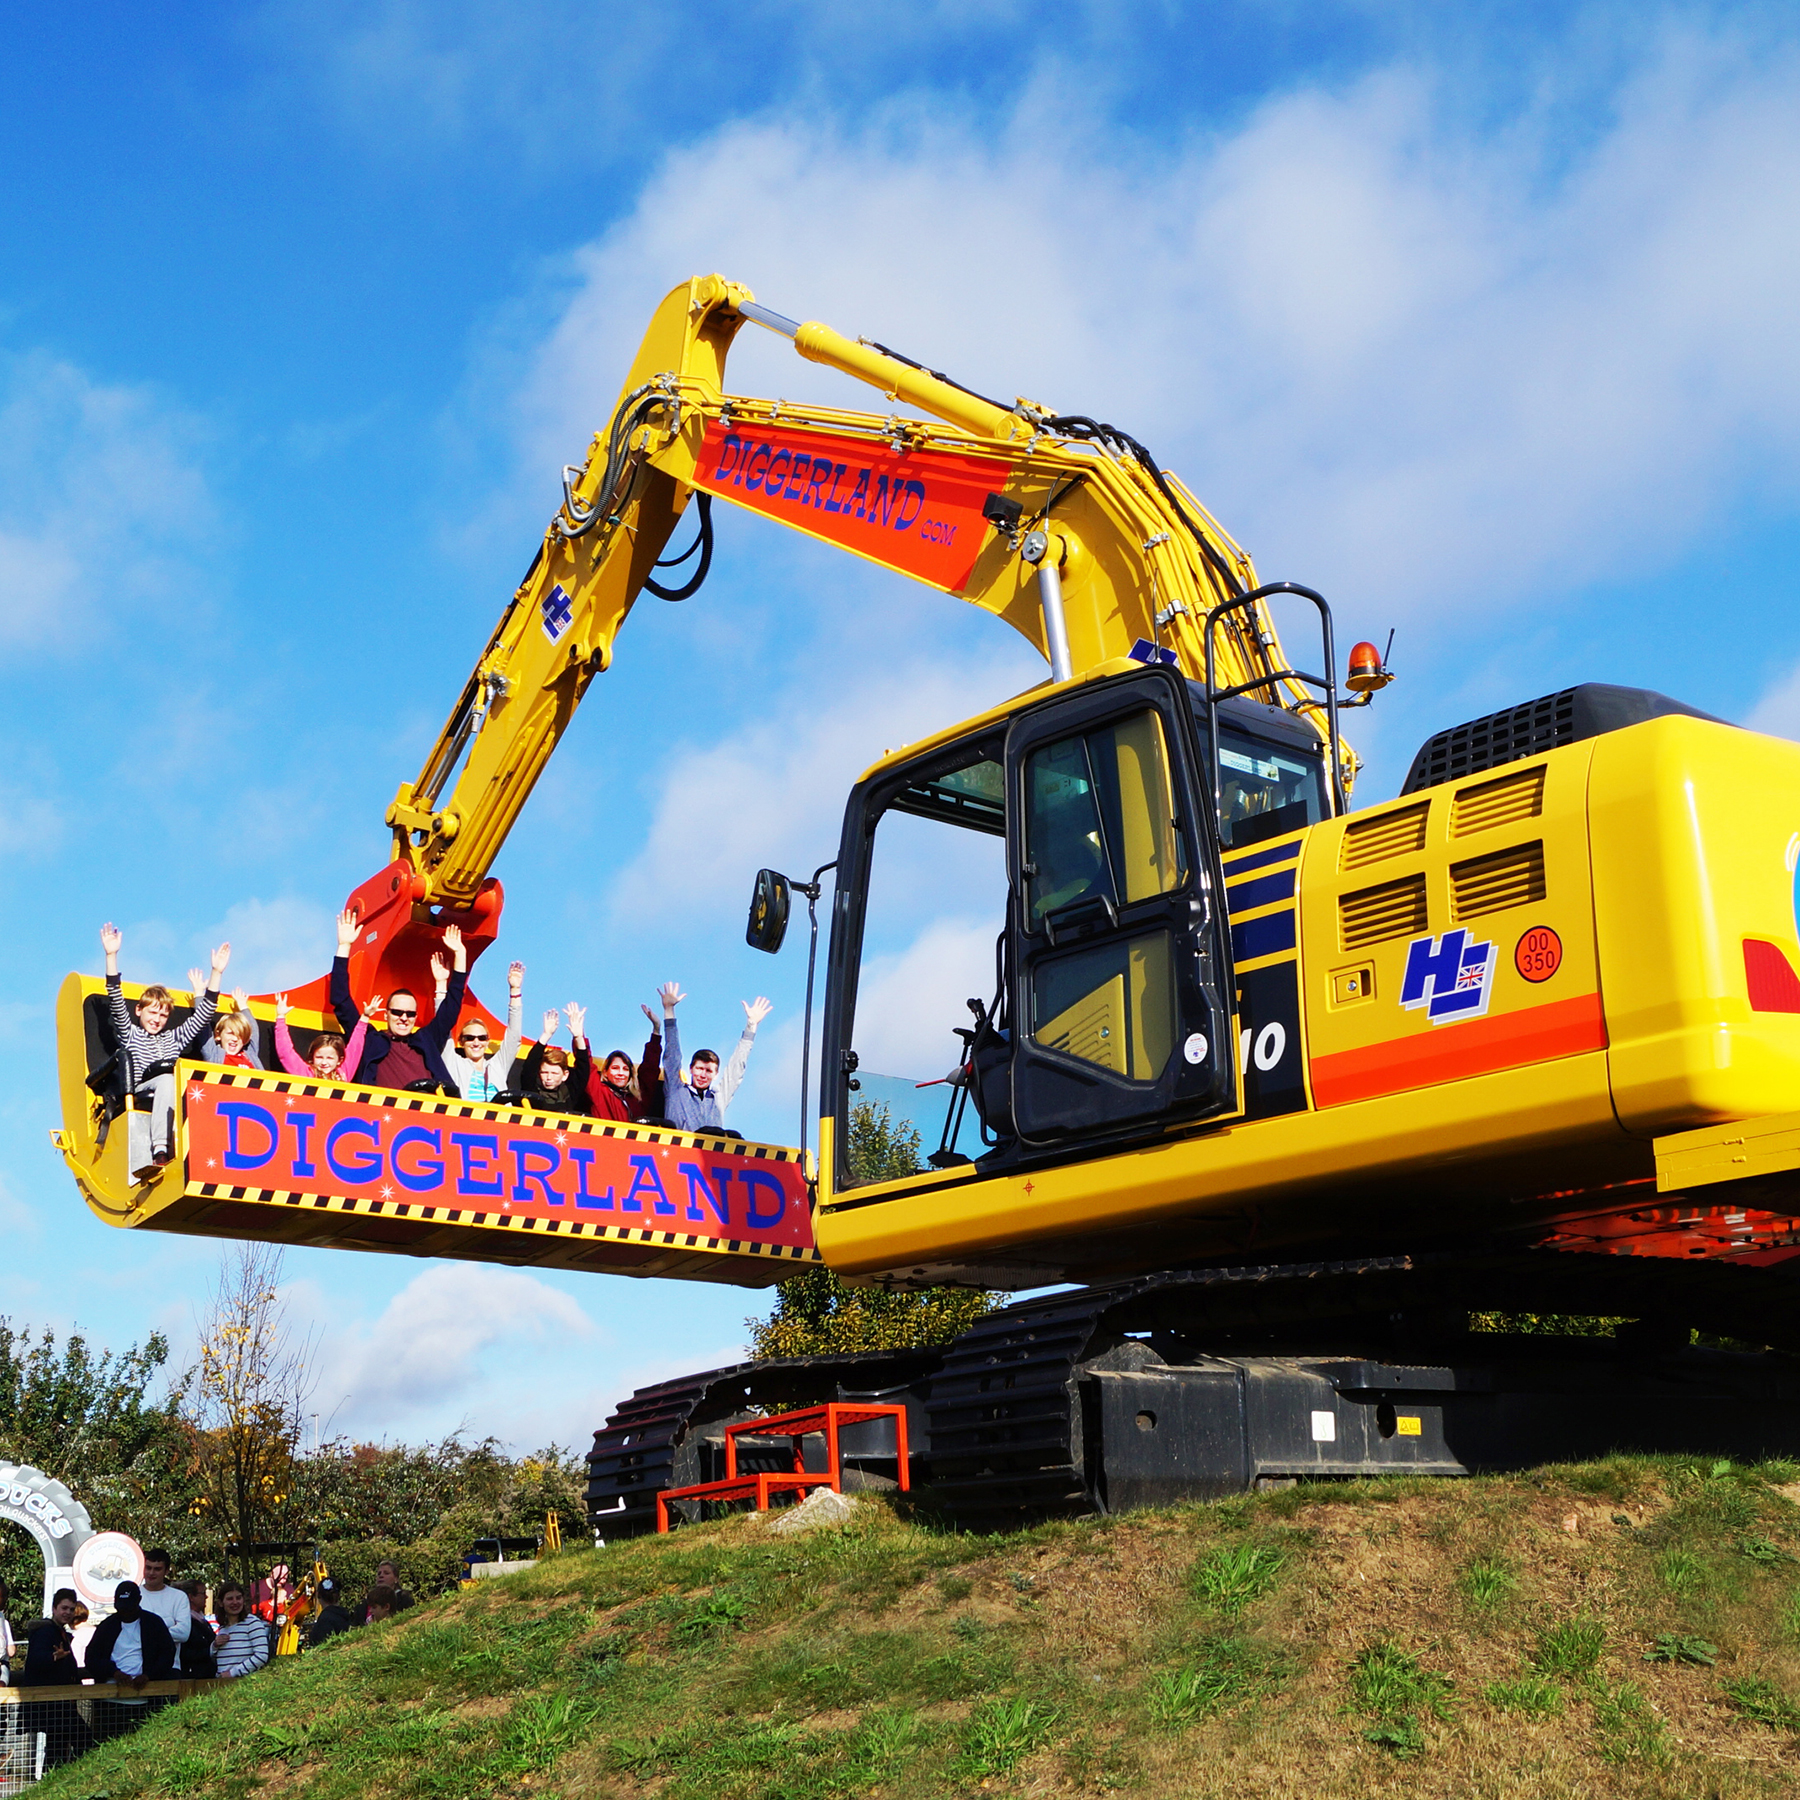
[102,922,230,1179]
[658,982,771,1134]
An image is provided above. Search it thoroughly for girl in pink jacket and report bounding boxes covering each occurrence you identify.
[273,992,379,1081]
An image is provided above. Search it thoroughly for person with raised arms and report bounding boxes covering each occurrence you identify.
[658,982,770,1133]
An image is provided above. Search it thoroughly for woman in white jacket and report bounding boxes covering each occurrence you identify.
[435,959,525,1102]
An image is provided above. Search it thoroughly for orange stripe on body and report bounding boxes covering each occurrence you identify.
[1309,993,1607,1109]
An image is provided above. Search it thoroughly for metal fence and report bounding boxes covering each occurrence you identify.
[1,1680,219,1791]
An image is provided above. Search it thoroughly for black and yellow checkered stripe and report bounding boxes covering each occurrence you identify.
[179,1064,821,1262]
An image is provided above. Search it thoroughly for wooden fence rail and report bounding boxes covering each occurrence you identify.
[0,1681,219,1703]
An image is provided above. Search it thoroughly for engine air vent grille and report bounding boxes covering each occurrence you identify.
[1340,801,1429,871]
[1451,841,1546,922]
[1401,683,1719,795]
[1340,874,1429,951]
[1452,766,1545,837]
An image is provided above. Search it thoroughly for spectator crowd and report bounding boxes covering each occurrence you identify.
[97,909,772,1180]
[0,1553,423,1770]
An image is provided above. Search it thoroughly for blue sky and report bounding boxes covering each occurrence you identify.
[5,1,1800,1460]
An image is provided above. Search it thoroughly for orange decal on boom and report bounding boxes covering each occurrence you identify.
[1309,993,1607,1109]
[692,420,1009,594]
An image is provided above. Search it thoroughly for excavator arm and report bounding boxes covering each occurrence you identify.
[51,273,1370,1287]
[353,273,1343,1008]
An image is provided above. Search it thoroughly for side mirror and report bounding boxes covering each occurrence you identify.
[745,868,792,954]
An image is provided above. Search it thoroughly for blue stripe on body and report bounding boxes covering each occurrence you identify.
[1227,867,1296,914]
[1231,910,1296,963]
[1221,839,1301,876]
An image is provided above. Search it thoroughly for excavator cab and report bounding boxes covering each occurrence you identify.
[824,661,1242,1193]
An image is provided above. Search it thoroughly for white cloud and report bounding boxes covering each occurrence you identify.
[190,896,338,997]
[607,652,1036,935]
[511,28,1800,633]
[303,1262,596,1438]
[0,352,212,646]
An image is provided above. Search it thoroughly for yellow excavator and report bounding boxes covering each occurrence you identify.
[52,275,1800,1531]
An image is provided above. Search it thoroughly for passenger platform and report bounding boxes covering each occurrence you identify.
[52,972,817,1286]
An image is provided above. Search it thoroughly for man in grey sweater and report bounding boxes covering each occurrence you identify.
[658,982,770,1133]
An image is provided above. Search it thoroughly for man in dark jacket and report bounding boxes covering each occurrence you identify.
[331,911,468,1091]
[86,1580,176,1741]
[177,1581,216,1678]
[22,1589,95,1767]
[307,1575,354,1647]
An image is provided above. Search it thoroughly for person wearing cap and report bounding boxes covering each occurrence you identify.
[307,1575,354,1646]
[85,1580,176,1739]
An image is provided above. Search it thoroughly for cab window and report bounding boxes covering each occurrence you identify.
[1022,710,1186,927]
[1217,726,1327,848]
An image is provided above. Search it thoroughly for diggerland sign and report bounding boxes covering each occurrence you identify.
[690,419,1010,595]
[181,1074,813,1251]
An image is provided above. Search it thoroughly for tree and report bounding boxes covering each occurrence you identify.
[0,1321,203,1606]
[746,1100,996,1359]
[190,1245,315,1583]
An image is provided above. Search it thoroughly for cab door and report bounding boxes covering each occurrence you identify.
[1007,667,1237,1145]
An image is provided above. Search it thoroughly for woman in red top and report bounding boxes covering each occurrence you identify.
[583,1005,664,1121]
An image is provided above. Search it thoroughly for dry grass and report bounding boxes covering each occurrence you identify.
[32,1456,1800,1798]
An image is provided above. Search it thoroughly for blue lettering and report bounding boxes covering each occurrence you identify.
[849,467,871,517]
[219,1101,278,1172]
[570,1146,614,1209]
[869,473,897,526]
[713,433,745,483]
[391,1125,444,1193]
[622,1153,674,1216]
[822,462,849,511]
[325,1116,382,1184]
[784,451,811,498]
[893,479,925,530]
[764,449,793,496]
[451,1132,504,1197]
[800,457,831,507]
[511,1140,565,1207]
[742,1168,786,1229]
[678,1163,732,1227]
[742,444,772,492]
[288,1111,317,1177]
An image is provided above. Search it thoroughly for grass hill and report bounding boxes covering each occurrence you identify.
[41,1456,1800,1799]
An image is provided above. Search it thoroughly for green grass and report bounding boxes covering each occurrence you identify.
[34,1456,1800,1800]
[1590,1681,1671,1766]
[1721,1674,1800,1731]
[1459,1554,1517,1609]
[1532,1616,1606,1676]
[1483,1674,1565,1716]
[1187,1541,1287,1615]
[1146,1635,1289,1725]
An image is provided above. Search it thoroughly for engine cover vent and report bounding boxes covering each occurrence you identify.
[1401,684,1718,796]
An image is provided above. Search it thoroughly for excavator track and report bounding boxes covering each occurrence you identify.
[586,1347,941,1538]
[593,1252,1800,1537]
